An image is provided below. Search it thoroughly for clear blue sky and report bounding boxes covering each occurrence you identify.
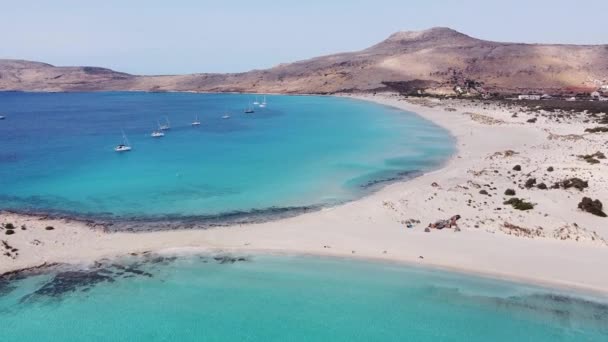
[2,0,606,75]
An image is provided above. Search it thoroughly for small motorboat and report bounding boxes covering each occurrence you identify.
[222,114,231,119]
[0,115,5,120]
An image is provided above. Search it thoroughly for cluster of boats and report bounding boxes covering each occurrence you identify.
[114,96,268,152]
[151,116,173,138]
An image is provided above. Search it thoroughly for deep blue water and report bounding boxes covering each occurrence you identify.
[1,255,606,341]
[0,92,454,222]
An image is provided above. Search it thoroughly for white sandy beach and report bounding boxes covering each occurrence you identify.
[2,93,608,295]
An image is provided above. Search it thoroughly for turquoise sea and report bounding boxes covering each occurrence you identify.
[1,255,606,341]
[0,92,454,225]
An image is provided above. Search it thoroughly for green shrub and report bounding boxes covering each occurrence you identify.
[504,189,516,196]
[578,197,607,217]
[504,198,535,211]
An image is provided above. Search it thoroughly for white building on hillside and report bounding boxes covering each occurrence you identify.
[518,94,541,100]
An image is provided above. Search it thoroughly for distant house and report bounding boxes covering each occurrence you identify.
[601,85,608,93]
[518,94,541,100]
[591,91,601,99]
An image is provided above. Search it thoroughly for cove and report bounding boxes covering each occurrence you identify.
[0,92,454,222]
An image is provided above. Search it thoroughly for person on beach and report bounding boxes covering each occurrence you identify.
[427,215,461,230]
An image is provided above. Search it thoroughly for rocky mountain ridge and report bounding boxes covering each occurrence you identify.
[1,27,607,95]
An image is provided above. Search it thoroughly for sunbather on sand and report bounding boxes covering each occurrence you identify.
[427,215,461,230]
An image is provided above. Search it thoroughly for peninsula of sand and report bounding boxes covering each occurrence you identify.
[2,93,608,296]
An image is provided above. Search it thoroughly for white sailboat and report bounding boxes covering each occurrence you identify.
[115,131,132,152]
[151,121,165,137]
[159,116,171,130]
[191,115,201,126]
[253,96,259,106]
[259,96,267,108]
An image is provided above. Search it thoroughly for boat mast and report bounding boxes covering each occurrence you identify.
[122,130,130,147]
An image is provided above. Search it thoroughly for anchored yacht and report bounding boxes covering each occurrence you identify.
[115,131,132,152]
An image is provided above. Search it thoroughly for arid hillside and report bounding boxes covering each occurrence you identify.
[1,27,607,95]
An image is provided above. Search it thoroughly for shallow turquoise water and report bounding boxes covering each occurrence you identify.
[0,92,454,221]
[1,255,606,341]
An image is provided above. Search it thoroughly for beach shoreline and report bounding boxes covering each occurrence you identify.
[2,92,608,296]
[5,247,608,302]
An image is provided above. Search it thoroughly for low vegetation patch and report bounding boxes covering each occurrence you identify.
[553,224,608,246]
[524,178,537,188]
[584,126,608,133]
[501,222,544,238]
[488,150,518,159]
[504,198,535,211]
[578,151,606,165]
[467,113,505,125]
[554,178,589,191]
[578,197,607,217]
[547,133,584,141]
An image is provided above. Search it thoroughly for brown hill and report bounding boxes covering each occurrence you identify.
[1,27,607,95]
